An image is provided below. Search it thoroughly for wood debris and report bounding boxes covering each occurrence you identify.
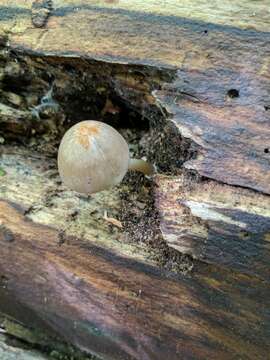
[103,210,123,229]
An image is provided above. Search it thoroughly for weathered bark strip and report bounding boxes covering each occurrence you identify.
[155,175,270,280]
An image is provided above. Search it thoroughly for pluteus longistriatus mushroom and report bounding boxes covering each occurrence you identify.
[57,120,154,194]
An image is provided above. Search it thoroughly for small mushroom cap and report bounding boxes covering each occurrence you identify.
[58,120,130,194]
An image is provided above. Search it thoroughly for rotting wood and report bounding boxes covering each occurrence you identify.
[154,67,270,194]
[0,1,270,360]
[155,174,270,281]
[0,146,269,360]
[2,1,270,191]
[0,191,269,360]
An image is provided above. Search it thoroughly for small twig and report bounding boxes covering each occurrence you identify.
[103,210,123,229]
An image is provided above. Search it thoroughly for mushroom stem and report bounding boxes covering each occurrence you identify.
[128,158,155,176]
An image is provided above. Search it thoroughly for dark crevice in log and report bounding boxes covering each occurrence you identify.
[119,173,194,274]
[0,37,196,176]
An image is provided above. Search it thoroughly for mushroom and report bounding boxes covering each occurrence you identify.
[57,120,154,194]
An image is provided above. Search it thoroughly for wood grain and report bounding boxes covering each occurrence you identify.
[1,1,270,65]
[0,2,270,359]
[155,67,270,194]
[0,198,269,360]
[1,0,269,193]
[1,0,270,193]
[155,174,270,280]
[0,149,268,359]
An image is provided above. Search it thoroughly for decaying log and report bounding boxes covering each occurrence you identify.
[0,147,267,360]
[0,150,269,360]
[0,1,270,359]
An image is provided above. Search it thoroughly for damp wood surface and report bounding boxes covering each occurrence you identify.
[0,148,269,360]
[0,1,270,360]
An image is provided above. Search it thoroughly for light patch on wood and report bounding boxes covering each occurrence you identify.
[264,233,270,242]
[0,147,150,263]
[76,123,100,150]
[183,200,247,229]
[259,57,270,76]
